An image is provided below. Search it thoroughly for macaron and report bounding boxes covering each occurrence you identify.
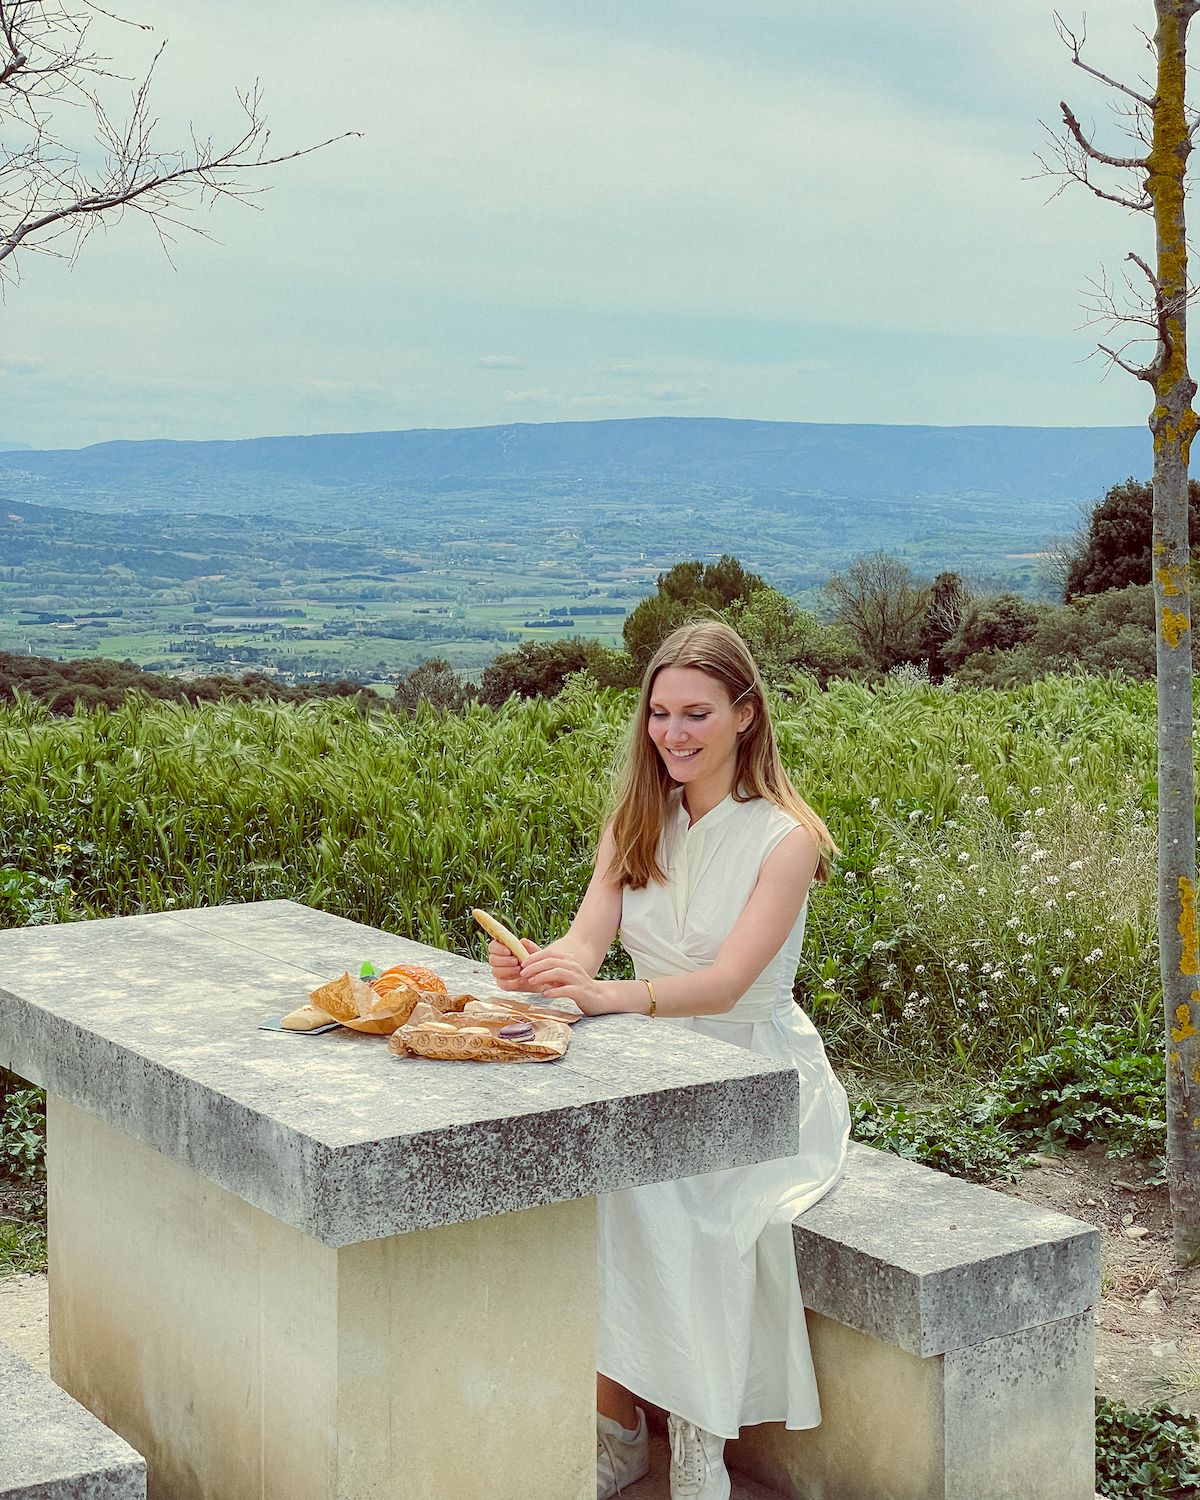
[498,1020,536,1042]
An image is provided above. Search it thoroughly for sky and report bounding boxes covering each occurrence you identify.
[0,0,1175,447]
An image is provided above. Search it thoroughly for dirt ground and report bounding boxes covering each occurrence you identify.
[994,1143,1200,1415]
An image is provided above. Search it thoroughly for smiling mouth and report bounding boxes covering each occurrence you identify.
[666,748,700,760]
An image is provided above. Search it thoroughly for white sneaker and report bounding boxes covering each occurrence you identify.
[596,1406,649,1499]
[667,1414,730,1500]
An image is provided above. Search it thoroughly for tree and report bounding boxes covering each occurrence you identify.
[942,592,1041,675]
[0,1,352,278]
[1064,476,1200,598]
[1048,2,1200,1263]
[393,658,475,715]
[479,637,592,707]
[822,552,929,673]
[622,554,765,668]
[918,571,970,681]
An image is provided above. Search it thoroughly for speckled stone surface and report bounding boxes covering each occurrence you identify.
[0,1339,145,1498]
[793,1142,1100,1356]
[0,900,799,1247]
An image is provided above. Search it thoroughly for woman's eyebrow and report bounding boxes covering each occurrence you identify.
[649,700,716,710]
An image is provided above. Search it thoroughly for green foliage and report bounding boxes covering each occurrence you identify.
[849,1095,1020,1182]
[0,1088,46,1184]
[0,1219,47,1276]
[0,651,377,715]
[805,747,1158,1078]
[0,672,1165,1086]
[952,585,1157,687]
[1066,475,1200,600]
[943,592,1040,672]
[622,554,764,667]
[1094,1396,1200,1500]
[479,637,594,706]
[392,657,476,714]
[993,1024,1166,1164]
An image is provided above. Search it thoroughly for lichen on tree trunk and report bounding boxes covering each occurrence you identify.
[1148,0,1200,1267]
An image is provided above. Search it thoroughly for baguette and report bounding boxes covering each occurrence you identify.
[471,907,528,963]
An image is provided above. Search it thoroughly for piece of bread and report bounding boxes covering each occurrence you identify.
[471,908,527,962]
[280,1004,335,1032]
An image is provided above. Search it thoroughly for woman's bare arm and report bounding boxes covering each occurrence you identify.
[487,825,623,991]
[519,824,819,1016]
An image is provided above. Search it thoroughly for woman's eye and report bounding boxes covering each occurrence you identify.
[687,713,709,722]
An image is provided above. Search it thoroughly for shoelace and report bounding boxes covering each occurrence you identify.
[669,1420,710,1492]
[596,1430,629,1497]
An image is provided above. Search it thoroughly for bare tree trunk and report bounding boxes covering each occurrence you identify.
[1052,0,1200,1263]
[1150,0,1200,1267]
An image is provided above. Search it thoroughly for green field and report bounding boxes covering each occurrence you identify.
[0,672,1160,1081]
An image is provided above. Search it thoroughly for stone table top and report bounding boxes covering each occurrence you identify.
[0,900,799,1247]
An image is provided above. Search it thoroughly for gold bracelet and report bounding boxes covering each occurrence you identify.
[643,978,657,1017]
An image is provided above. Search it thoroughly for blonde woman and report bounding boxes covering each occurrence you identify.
[487,620,850,1500]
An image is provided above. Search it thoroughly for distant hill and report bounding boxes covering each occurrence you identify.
[0,441,31,452]
[0,417,1152,511]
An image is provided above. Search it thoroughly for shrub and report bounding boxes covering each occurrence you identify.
[1094,1396,1200,1500]
[392,657,476,714]
[479,637,594,705]
[0,1087,45,1184]
[849,1095,1019,1182]
[993,1024,1165,1164]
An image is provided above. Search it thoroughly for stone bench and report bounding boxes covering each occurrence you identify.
[728,1142,1101,1500]
[0,1339,146,1500]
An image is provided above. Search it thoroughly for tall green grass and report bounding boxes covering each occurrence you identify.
[0,673,1161,1080]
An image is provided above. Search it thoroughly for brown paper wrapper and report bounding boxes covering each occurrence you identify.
[388,1000,570,1062]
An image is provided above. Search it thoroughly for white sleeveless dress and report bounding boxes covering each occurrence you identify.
[596,790,850,1439]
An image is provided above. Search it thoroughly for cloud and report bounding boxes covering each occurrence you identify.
[504,388,555,405]
[567,393,624,409]
[642,383,711,404]
[601,360,655,378]
[478,354,525,369]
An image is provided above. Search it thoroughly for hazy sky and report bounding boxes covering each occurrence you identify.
[0,0,1173,447]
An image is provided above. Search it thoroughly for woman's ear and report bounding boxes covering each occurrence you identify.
[736,704,755,736]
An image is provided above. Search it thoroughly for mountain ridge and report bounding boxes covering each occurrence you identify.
[0,416,1153,507]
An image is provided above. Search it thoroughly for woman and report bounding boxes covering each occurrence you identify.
[486,620,850,1500]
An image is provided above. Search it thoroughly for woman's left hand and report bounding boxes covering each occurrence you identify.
[517,950,613,1013]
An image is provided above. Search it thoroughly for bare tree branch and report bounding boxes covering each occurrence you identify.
[1059,100,1148,168]
[1055,11,1156,106]
[0,0,358,280]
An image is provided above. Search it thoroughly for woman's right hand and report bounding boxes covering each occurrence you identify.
[487,936,541,991]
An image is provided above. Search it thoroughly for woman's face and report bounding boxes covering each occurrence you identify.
[646,666,753,795]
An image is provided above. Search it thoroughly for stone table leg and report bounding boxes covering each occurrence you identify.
[47,1096,596,1500]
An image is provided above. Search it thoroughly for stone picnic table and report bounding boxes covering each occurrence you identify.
[0,899,800,1500]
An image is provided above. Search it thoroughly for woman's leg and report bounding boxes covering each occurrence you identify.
[596,1372,640,1429]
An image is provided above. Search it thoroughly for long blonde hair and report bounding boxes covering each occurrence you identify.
[608,620,837,888]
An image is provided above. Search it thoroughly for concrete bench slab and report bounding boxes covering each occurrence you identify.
[0,1339,145,1500]
[730,1143,1102,1500]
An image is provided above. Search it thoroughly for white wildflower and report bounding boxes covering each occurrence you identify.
[1051,966,1064,978]
[1068,860,1083,872]
[914,964,925,974]
[957,852,970,864]
[1068,756,1081,768]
